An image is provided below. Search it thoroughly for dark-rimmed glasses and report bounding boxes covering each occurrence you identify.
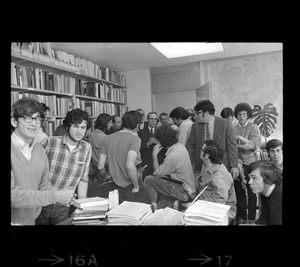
[20,115,44,124]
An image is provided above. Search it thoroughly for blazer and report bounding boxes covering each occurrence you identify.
[137,126,157,179]
[186,116,238,171]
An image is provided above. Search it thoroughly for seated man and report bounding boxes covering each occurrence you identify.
[265,139,283,170]
[247,160,282,225]
[144,125,197,211]
[197,140,237,224]
[87,110,151,204]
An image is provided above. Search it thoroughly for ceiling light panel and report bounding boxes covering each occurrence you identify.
[150,42,224,58]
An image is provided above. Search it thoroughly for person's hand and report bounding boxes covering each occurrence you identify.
[137,165,147,179]
[55,189,74,206]
[230,167,239,180]
[152,144,162,155]
[132,187,139,193]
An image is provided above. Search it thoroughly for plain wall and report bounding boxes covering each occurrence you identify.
[122,69,153,115]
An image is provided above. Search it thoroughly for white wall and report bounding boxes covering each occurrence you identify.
[153,90,197,118]
[122,69,153,115]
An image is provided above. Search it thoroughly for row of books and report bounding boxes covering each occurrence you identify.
[11,92,72,117]
[11,92,128,118]
[11,63,127,103]
[85,82,127,103]
[74,99,129,118]
[12,42,126,86]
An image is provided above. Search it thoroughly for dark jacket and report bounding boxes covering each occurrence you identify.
[186,116,238,171]
[137,126,157,179]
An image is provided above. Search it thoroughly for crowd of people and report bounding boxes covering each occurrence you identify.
[11,97,282,225]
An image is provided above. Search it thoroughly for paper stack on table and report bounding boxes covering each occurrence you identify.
[182,200,230,225]
[106,201,152,225]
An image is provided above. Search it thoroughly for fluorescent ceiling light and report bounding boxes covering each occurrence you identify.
[150,42,224,58]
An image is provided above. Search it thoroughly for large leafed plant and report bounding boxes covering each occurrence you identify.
[252,103,278,144]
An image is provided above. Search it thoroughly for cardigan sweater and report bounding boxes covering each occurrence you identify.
[11,141,56,225]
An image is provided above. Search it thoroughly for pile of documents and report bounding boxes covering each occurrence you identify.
[106,201,152,225]
[72,197,109,225]
[182,200,230,225]
[142,207,184,225]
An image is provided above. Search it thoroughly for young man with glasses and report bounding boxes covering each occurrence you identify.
[35,108,92,225]
[11,97,74,225]
[186,100,239,180]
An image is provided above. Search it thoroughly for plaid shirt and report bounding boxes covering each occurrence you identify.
[41,135,91,190]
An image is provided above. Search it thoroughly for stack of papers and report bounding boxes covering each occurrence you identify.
[183,200,230,225]
[142,207,184,225]
[72,197,109,225]
[106,201,152,225]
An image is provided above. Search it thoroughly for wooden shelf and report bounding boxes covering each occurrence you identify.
[11,54,126,88]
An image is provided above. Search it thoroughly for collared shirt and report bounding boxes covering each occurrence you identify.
[198,163,237,219]
[237,120,249,128]
[11,132,36,161]
[41,135,91,190]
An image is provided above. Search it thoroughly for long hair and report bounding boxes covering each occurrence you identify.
[94,113,112,134]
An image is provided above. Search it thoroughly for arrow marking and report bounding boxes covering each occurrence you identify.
[188,253,213,265]
[37,254,64,265]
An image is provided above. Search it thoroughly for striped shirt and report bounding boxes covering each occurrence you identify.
[41,135,91,190]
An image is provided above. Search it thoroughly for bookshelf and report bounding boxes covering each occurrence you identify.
[11,42,128,136]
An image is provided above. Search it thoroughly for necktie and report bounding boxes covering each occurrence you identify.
[205,123,210,140]
[150,128,154,137]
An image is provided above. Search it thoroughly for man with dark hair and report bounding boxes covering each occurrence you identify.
[220,107,234,122]
[265,139,283,170]
[233,102,261,224]
[197,139,237,224]
[248,160,282,225]
[87,110,151,204]
[36,108,92,225]
[109,115,122,134]
[144,125,197,211]
[11,97,74,225]
[169,107,193,146]
[186,100,239,179]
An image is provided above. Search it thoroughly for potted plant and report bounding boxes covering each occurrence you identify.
[252,103,278,148]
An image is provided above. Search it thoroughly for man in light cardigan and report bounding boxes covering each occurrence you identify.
[11,97,74,225]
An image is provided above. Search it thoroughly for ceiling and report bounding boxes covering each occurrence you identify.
[50,42,282,73]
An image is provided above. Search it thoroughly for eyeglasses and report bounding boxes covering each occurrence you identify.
[195,110,203,115]
[20,115,44,124]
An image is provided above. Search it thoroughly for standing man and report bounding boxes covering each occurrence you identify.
[138,111,159,180]
[169,107,194,146]
[11,97,74,225]
[87,110,151,204]
[109,115,122,134]
[186,100,239,180]
[36,108,92,225]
